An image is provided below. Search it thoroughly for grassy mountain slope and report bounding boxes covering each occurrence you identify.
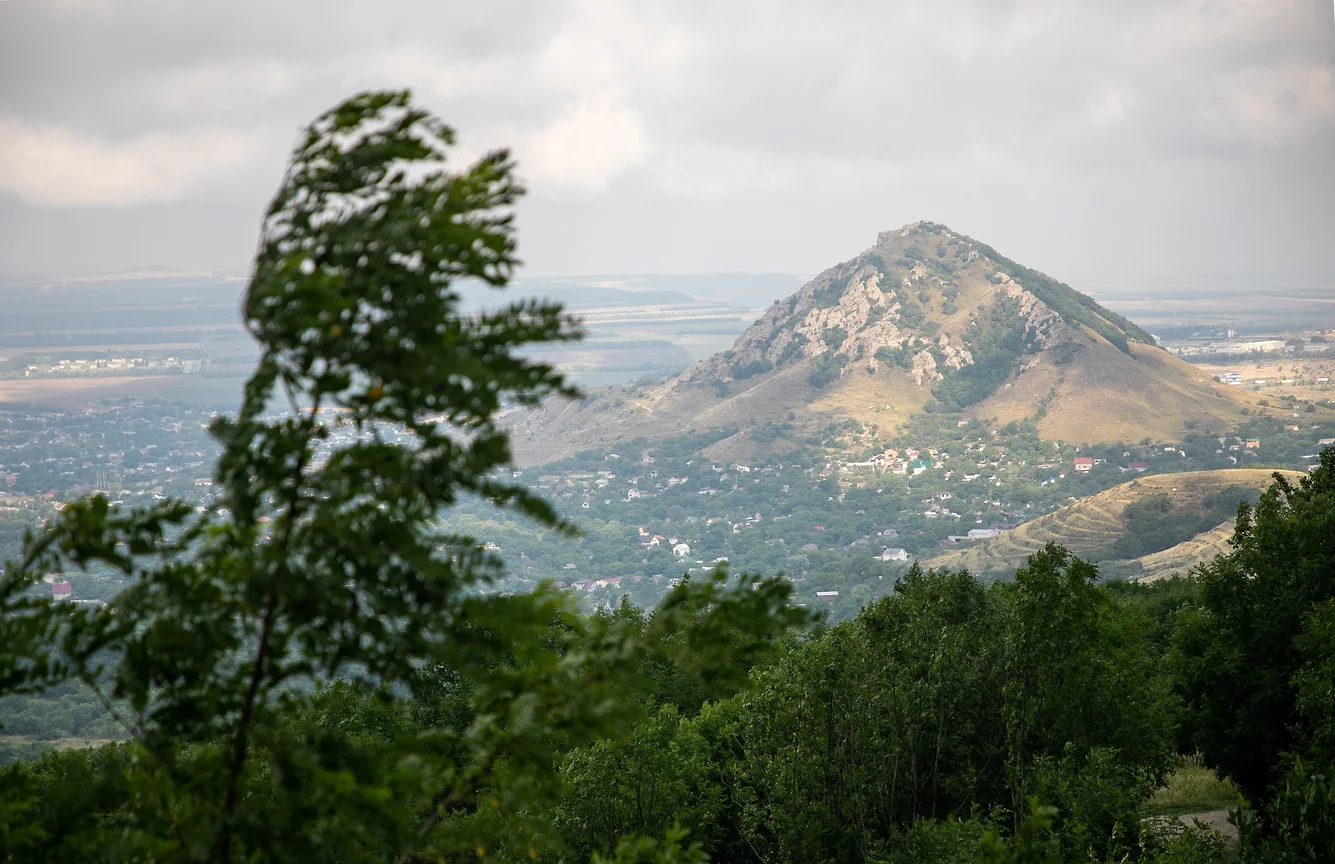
[510,223,1298,466]
[923,469,1300,579]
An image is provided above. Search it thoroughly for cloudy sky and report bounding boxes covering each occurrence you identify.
[1,0,1333,285]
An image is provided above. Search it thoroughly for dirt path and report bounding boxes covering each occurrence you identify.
[1176,809,1238,842]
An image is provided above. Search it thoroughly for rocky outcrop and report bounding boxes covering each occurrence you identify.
[993,273,1065,349]
[909,349,938,386]
[667,222,1141,400]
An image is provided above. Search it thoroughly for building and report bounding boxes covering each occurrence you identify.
[52,581,72,600]
[1073,457,1094,472]
[875,547,910,562]
[672,542,691,558]
[815,591,839,602]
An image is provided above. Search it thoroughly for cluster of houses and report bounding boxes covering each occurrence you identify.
[22,355,201,377]
[43,577,106,607]
[534,455,769,510]
[0,408,221,503]
[939,523,1019,548]
[1169,339,1291,357]
[1216,370,1333,388]
[842,447,937,475]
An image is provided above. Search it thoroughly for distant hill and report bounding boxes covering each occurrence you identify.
[511,222,1291,465]
[924,469,1300,580]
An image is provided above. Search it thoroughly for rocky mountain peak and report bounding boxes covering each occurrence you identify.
[681,222,1143,397]
[510,223,1253,467]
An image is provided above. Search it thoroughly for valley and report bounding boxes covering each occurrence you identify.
[6,224,1332,620]
[0,272,778,406]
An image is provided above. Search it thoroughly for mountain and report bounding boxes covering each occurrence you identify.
[510,222,1278,466]
[924,468,1299,580]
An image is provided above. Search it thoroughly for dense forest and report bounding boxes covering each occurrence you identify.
[1,93,1333,863]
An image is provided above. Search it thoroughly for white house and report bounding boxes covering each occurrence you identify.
[875,547,909,562]
[672,542,691,558]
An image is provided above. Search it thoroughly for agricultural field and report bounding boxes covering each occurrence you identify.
[1193,357,1335,404]
[0,376,192,409]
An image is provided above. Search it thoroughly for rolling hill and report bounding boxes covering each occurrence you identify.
[923,468,1301,580]
[510,222,1301,466]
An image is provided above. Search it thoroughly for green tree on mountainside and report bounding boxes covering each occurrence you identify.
[0,91,806,863]
[1173,451,1335,805]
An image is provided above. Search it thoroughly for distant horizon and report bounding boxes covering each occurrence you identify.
[5,262,1335,289]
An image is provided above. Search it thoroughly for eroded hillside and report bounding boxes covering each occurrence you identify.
[924,468,1300,580]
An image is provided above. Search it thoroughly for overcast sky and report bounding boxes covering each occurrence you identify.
[1,0,1333,285]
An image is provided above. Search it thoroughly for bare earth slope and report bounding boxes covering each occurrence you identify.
[923,469,1300,579]
[510,223,1297,466]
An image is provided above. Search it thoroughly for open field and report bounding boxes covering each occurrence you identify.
[1147,754,1242,817]
[0,342,211,361]
[0,376,192,409]
[0,375,248,410]
[526,341,693,370]
[1192,357,1335,404]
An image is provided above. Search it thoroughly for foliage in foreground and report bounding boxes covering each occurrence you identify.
[1173,451,1335,801]
[0,91,807,862]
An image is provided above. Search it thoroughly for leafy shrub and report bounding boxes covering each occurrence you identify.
[876,344,917,370]
[812,269,854,307]
[777,332,809,365]
[1029,745,1155,861]
[822,326,848,350]
[729,359,772,380]
[808,353,846,389]
[896,290,928,328]
[1097,487,1259,561]
[1238,762,1335,863]
[931,298,1031,410]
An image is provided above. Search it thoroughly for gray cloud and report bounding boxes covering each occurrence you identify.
[0,0,1332,284]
